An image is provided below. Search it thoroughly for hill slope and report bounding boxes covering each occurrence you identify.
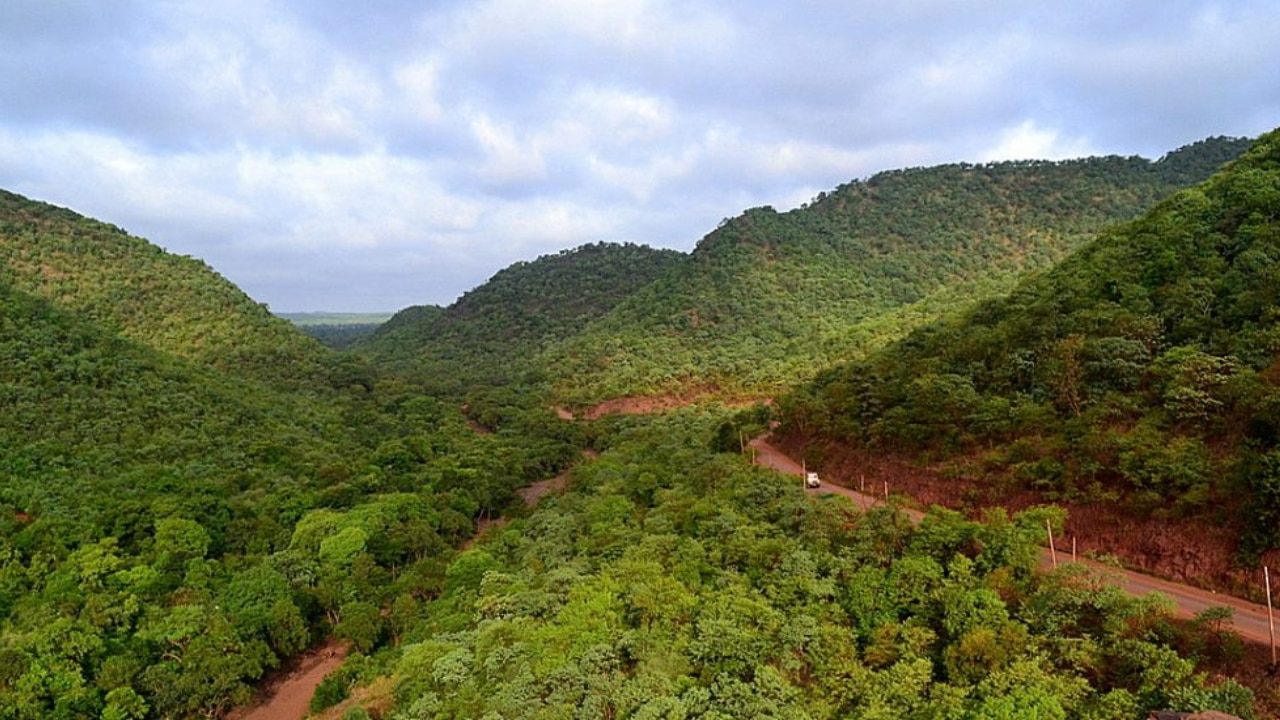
[361,242,685,392]
[542,137,1252,405]
[0,190,333,387]
[0,233,585,716]
[779,127,1280,556]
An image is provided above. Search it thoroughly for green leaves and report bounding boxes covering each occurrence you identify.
[781,129,1280,533]
[371,412,1252,719]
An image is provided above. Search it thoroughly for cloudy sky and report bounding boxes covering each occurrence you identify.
[2,1,1278,312]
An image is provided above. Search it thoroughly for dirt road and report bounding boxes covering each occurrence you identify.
[230,460,582,719]
[749,437,1279,646]
[225,640,348,720]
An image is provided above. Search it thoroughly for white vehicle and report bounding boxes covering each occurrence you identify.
[805,472,821,489]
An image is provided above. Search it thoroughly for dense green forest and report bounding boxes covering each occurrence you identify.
[0,131,1271,718]
[778,128,1280,558]
[326,411,1256,719]
[0,197,583,716]
[0,283,581,716]
[359,242,685,396]
[539,137,1250,405]
[0,192,337,389]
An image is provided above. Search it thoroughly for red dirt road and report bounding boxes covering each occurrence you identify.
[231,460,583,719]
[749,437,1279,647]
[225,639,348,720]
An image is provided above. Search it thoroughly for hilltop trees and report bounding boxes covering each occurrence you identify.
[0,190,338,389]
[541,137,1251,404]
[780,128,1280,552]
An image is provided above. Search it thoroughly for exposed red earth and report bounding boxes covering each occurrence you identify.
[225,639,348,720]
[750,436,1280,647]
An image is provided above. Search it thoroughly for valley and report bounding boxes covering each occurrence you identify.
[1,129,1278,718]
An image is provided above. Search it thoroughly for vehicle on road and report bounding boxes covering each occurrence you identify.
[805,471,821,488]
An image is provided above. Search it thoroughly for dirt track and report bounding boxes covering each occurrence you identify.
[749,436,1279,647]
[225,639,348,720]
[229,461,580,719]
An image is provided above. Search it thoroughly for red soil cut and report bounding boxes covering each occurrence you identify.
[225,639,348,720]
[793,437,1275,600]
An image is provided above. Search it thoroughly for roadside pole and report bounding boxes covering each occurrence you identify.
[1266,566,1276,668]
[1046,518,1058,569]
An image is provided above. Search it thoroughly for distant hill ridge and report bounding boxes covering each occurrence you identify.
[537,135,1252,404]
[361,241,685,391]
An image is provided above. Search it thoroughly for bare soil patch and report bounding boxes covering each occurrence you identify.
[776,435,1272,602]
[225,638,348,720]
[465,418,493,436]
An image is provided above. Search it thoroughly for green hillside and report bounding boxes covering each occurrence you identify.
[544,137,1251,405]
[1,129,1271,718]
[0,205,586,716]
[779,128,1280,554]
[0,190,333,388]
[0,278,352,545]
[361,242,684,393]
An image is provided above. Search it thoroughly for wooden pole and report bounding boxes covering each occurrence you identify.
[1046,518,1058,568]
[1266,566,1276,668]
[883,480,889,500]
[860,474,865,493]
[1071,535,1077,563]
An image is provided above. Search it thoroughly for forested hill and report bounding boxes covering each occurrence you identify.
[360,242,684,392]
[0,190,332,388]
[543,136,1252,405]
[779,127,1280,555]
[0,230,586,714]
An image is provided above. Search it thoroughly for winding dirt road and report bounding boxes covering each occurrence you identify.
[749,437,1279,647]
[229,462,580,719]
[225,640,348,720]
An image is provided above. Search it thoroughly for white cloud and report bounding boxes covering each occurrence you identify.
[393,57,448,127]
[981,121,1098,162]
[0,0,1277,311]
[468,113,548,191]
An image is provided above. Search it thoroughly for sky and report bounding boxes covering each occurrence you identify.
[1,1,1278,313]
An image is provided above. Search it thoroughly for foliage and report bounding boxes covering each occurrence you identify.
[358,242,684,395]
[0,245,580,716]
[780,128,1280,546]
[0,131,1265,717]
[540,137,1251,403]
[376,412,1250,719]
[0,190,341,389]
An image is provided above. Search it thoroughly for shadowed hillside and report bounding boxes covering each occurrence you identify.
[360,241,685,394]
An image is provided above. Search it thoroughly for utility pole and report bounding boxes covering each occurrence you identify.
[1046,518,1058,569]
[1266,566,1276,668]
